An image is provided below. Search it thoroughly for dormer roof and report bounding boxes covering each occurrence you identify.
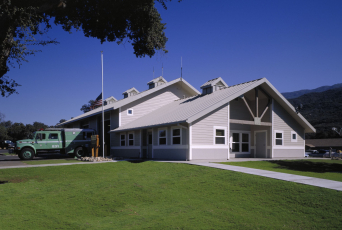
[105,96,117,104]
[147,76,167,85]
[200,77,228,89]
[122,87,139,95]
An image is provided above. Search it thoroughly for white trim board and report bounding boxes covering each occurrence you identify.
[273,146,305,150]
[192,145,229,149]
[154,145,189,149]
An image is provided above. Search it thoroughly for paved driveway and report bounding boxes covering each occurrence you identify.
[0,151,76,167]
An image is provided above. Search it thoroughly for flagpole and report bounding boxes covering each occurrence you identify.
[101,51,104,158]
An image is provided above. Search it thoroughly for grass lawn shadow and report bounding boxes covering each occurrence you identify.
[267,160,342,173]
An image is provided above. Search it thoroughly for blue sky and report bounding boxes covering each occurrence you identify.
[1,0,342,126]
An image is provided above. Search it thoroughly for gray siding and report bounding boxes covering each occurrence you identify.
[192,149,228,160]
[230,123,250,131]
[230,99,253,121]
[153,149,187,160]
[273,149,304,158]
[192,104,228,145]
[120,84,193,127]
[273,101,304,146]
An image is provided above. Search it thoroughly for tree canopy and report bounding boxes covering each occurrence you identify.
[1,0,177,97]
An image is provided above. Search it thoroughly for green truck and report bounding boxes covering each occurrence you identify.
[14,128,95,160]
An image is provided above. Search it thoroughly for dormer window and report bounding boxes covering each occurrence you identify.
[122,87,139,99]
[147,76,167,90]
[200,77,228,95]
[202,87,212,95]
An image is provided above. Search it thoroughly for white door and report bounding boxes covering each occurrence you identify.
[255,131,266,158]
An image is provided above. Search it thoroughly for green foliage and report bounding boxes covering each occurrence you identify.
[0,116,49,141]
[1,0,177,97]
[0,162,342,229]
[288,88,342,139]
[80,99,95,113]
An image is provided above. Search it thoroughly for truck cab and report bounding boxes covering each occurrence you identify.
[15,128,95,160]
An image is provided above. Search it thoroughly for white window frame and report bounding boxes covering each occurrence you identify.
[274,130,284,146]
[128,132,134,146]
[230,131,251,153]
[158,128,167,145]
[120,133,126,146]
[291,131,297,142]
[127,109,133,116]
[171,127,182,145]
[213,126,227,145]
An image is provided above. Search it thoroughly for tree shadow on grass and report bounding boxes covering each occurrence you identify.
[267,160,342,173]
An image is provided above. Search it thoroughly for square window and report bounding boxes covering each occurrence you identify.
[242,143,249,152]
[216,129,225,136]
[159,138,166,145]
[242,133,249,142]
[215,127,226,145]
[159,130,166,137]
[173,137,181,144]
[173,129,180,136]
[275,131,283,146]
[232,143,240,152]
[233,133,239,142]
[216,137,225,144]
[127,109,133,115]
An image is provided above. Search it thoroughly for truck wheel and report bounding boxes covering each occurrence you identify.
[74,147,86,158]
[19,148,34,160]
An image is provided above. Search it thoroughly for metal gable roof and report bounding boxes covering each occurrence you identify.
[112,78,262,132]
[57,78,200,127]
[112,78,316,133]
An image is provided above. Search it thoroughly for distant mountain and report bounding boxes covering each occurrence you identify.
[282,83,342,99]
[287,88,342,139]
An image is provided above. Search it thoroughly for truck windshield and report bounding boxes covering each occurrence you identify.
[29,132,36,139]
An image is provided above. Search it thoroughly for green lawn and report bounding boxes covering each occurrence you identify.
[221,159,342,182]
[1,161,342,229]
[23,159,83,165]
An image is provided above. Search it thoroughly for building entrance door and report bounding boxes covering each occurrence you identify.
[255,131,267,158]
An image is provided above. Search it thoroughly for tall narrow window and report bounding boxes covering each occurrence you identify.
[128,133,134,146]
[241,133,249,152]
[215,128,226,144]
[275,131,283,146]
[158,129,167,145]
[172,128,181,145]
[231,133,239,152]
[120,134,126,146]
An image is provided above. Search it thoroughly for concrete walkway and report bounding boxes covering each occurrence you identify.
[189,162,342,191]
